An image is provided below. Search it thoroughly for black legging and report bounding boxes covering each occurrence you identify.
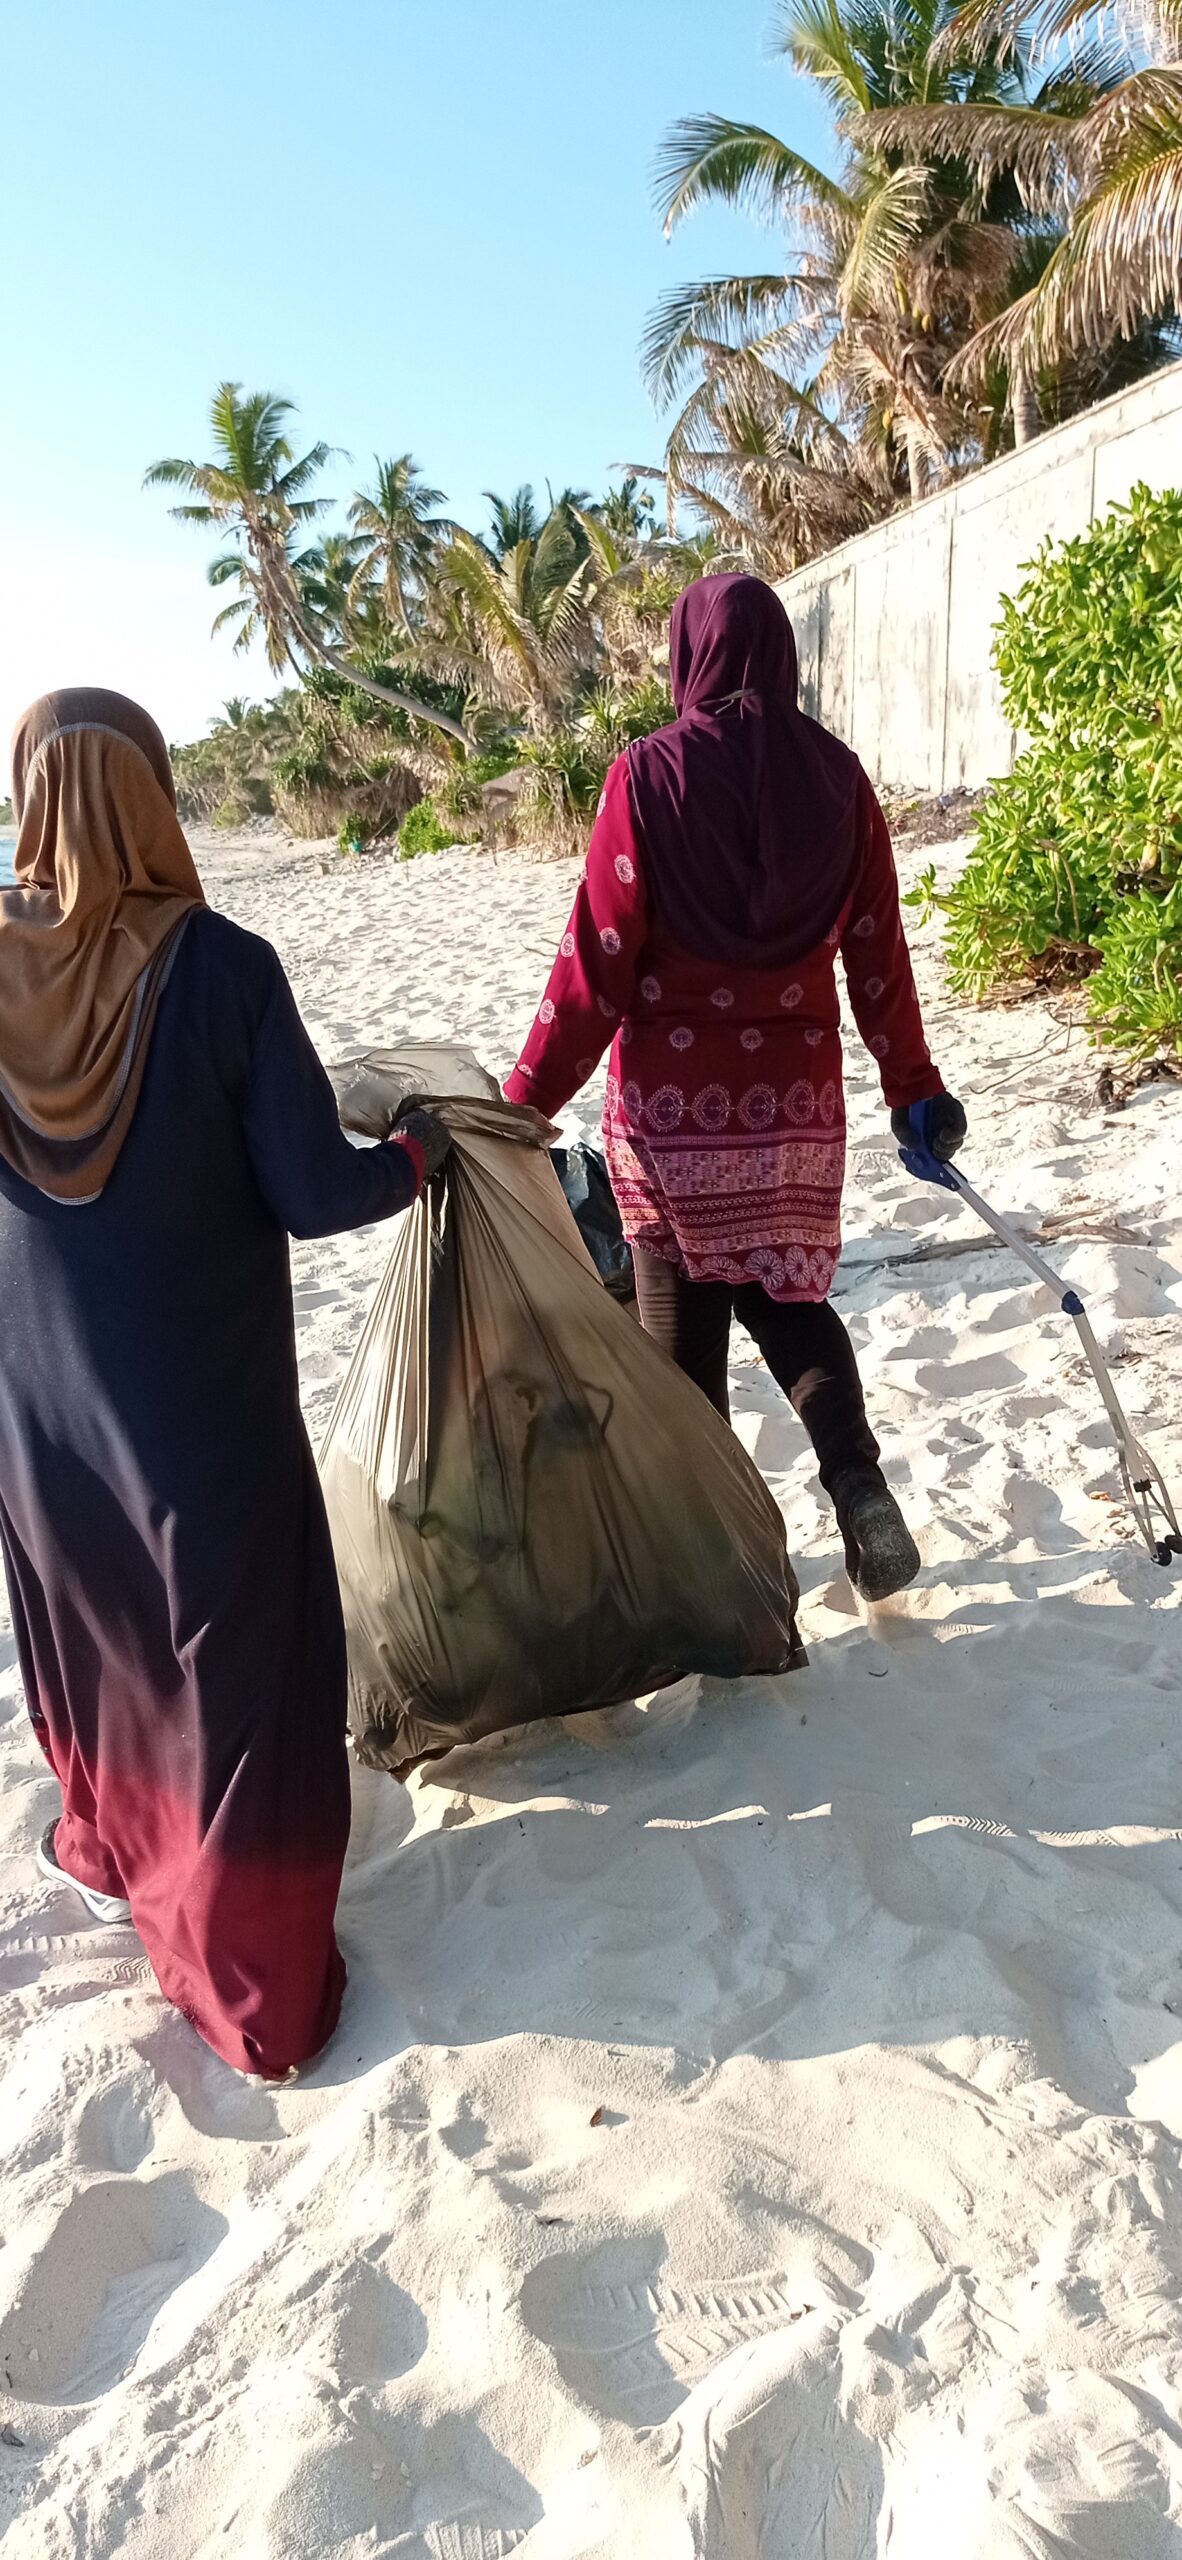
[633,1249,879,1499]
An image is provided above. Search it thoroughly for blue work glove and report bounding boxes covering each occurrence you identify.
[891,1094,967,1186]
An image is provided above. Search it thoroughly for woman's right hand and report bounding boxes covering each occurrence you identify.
[395,1107,452,1180]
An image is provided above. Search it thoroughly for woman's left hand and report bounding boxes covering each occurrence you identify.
[891,1093,967,1163]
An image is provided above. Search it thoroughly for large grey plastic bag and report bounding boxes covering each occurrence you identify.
[321,1044,803,1775]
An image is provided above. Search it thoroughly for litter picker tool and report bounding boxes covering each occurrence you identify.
[899,1100,1182,1568]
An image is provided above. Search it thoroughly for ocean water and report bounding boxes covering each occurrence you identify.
[0,835,14,885]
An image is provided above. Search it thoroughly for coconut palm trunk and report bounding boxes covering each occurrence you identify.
[1010,365,1041,447]
[288,601,471,744]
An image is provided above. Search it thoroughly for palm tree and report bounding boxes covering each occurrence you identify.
[431,522,599,731]
[594,476,659,550]
[347,454,451,634]
[483,486,543,557]
[859,0,1182,392]
[644,0,1083,533]
[213,696,254,732]
[297,531,370,644]
[568,507,696,688]
[638,338,891,569]
[146,384,333,674]
[146,384,470,745]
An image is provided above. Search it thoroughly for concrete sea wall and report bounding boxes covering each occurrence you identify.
[776,359,1182,791]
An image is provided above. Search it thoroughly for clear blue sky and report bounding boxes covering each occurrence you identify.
[0,0,833,772]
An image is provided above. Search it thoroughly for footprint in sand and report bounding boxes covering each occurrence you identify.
[0,2172,226,2403]
[0,1934,47,1993]
[425,2533,530,2560]
[439,2107,488,2161]
[915,1351,1026,1398]
[1002,1473,1080,1550]
[74,2081,155,2173]
[519,2234,817,2427]
[293,1281,342,1323]
[134,2020,282,2142]
[663,2320,884,2560]
[969,1289,1044,1335]
[885,1322,959,1362]
[325,2251,427,2387]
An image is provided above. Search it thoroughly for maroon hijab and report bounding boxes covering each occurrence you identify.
[625,573,862,968]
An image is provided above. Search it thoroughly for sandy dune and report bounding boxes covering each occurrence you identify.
[2,825,1182,2557]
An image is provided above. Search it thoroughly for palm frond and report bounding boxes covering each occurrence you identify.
[858,99,1079,209]
[1035,0,1147,56]
[1047,88,1182,337]
[210,597,251,633]
[950,70,1182,370]
[653,114,851,238]
[641,271,824,400]
[277,439,337,502]
[768,0,875,113]
[143,456,200,490]
[839,163,933,314]
[573,510,627,579]
[1033,35,1134,109]
[930,0,1033,70]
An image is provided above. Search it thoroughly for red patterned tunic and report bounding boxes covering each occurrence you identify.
[505,754,942,1304]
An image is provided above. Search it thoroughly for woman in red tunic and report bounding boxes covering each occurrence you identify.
[505,575,966,1599]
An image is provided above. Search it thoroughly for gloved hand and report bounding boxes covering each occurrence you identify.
[394,1107,451,1181]
[891,1093,967,1165]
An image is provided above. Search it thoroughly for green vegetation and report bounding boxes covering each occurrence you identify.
[913,485,1182,1054]
[154,0,1181,1072]
[863,0,1182,396]
[397,800,463,859]
[157,396,687,850]
[645,0,1179,570]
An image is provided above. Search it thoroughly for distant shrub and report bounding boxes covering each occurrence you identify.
[921,485,1182,1054]
[398,798,457,859]
[516,678,675,856]
[438,741,520,822]
[212,790,255,831]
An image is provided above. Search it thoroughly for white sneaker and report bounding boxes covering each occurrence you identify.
[37,1822,132,1925]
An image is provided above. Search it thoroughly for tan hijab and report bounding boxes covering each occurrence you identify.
[0,689,205,1202]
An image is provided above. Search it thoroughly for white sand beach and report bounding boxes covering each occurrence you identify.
[3,823,1182,2558]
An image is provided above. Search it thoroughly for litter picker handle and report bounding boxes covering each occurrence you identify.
[942,1165,1086,1310]
[897,1102,1181,1567]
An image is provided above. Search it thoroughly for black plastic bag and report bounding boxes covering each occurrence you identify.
[552,1141,635,1302]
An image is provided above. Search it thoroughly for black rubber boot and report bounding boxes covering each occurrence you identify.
[833,1467,921,1602]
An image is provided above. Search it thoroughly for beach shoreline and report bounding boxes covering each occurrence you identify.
[2,827,1182,2555]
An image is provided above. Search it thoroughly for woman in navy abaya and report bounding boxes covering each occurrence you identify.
[0,688,446,2077]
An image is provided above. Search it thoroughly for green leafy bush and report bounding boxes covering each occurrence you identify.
[397,798,458,859]
[934,484,1182,1052]
[1087,882,1182,1051]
